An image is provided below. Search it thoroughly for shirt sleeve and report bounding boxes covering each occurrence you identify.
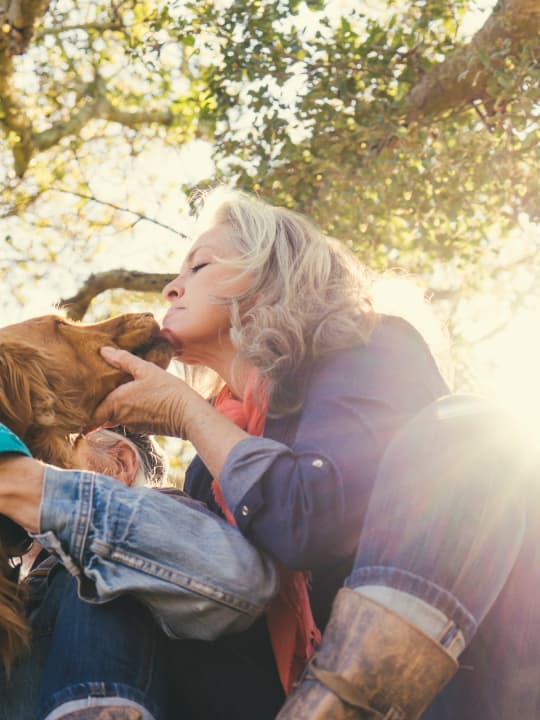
[0,424,31,456]
[34,466,279,641]
[219,316,450,570]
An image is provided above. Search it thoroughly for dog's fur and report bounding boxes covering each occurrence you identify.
[0,313,173,673]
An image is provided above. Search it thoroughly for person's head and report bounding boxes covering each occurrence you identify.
[73,427,167,487]
[162,188,375,414]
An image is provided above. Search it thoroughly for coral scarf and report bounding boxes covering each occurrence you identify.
[212,371,321,694]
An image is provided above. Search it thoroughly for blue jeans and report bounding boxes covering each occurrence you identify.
[0,559,63,720]
[0,562,284,720]
[346,395,530,718]
[39,571,168,719]
[34,476,279,642]
[0,565,169,720]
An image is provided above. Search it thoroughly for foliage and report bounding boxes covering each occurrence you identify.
[183,0,539,269]
[0,0,539,383]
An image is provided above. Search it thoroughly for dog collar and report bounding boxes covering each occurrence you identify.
[0,424,31,457]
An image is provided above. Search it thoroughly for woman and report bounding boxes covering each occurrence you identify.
[0,190,528,719]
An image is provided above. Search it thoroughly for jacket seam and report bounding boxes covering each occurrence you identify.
[108,548,263,615]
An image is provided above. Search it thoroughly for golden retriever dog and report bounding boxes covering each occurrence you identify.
[0,312,173,673]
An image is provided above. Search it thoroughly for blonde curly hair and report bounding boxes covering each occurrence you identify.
[192,188,376,415]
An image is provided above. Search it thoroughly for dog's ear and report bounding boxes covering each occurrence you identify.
[0,343,57,440]
[0,547,30,675]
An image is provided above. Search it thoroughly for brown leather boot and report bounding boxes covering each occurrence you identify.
[58,707,143,720]
[276,588,458,720]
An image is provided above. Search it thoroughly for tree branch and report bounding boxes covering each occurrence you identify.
[0,0,49,175]
[35,21,125,40]
[49,187,190,238]
[0,3,175,177]
[33,92,107,152]
[59,269,177,320]
[405,0,540,121]
[12,70,175,175]
[97,95,174,128]
[0,0,50,56]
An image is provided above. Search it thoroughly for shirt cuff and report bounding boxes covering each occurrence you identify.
[36,465,94,569]
[219,435,290,528]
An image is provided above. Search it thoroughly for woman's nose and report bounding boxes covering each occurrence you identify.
[162,277,185,302]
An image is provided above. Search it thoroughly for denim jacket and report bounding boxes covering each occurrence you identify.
[34,472,279,641]
[0,426,277,639]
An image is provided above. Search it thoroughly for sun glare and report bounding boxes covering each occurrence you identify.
[476,310,540,445]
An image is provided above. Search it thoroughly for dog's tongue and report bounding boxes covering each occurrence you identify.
[158,328,182,355]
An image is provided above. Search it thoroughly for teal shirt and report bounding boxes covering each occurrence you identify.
[0,424,31,456]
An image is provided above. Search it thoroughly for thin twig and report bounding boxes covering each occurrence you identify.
[48,187,190,238]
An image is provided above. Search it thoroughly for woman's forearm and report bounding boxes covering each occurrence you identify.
[177,384,250,479]
[0,455,44,532]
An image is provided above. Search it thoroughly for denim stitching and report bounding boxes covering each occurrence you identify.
[108,548,261,615]
[70,475,94,565]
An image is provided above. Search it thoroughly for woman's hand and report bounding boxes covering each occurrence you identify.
[0,455,44,533]
[92,346,192,437]
[94,346,251,477]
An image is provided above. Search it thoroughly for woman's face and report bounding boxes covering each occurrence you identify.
[161,224,252,366]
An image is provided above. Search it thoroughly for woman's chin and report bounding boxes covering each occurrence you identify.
[159,327,183,353]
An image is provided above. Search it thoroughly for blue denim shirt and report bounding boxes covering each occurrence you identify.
[185,315,450,628]
[33,469,279,641]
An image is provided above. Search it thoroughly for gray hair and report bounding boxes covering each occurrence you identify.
[85,427,168,487]
[194,188,376,415]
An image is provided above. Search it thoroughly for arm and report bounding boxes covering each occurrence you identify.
[219,318,450,570]
[94,319,448,572]
[0,455,278,640]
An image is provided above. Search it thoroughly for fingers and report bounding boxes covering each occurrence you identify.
[100,346,147,377]
[90,402,114,431]
[92,382,128,428]
[83,417,114,434]
[93,348,152,429]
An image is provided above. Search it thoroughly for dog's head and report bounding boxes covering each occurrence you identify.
[0,312,173,467]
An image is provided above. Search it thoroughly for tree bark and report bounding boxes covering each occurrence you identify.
[0,1,175,177]
[59,270,177,320]
[406,0,540,121]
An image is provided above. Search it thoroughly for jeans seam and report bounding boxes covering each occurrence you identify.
[38,681,161,720]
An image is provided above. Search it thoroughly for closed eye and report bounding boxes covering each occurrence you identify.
[191,262,209,273]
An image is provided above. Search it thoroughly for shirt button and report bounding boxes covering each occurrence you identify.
[241,505,249,516]
[312,459,324,468]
